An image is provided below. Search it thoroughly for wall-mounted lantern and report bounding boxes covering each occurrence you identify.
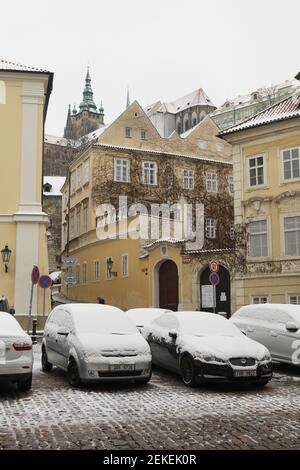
[1,244,12,273]
[106,257,117,277]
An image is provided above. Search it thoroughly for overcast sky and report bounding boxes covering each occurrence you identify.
[1,0,300,135]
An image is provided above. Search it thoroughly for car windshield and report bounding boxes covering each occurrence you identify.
[179,314,242,337]
[73,311,138,335]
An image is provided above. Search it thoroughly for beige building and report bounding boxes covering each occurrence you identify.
[221,90,300,308]
[0,59,53,327]
[61,101,235,315]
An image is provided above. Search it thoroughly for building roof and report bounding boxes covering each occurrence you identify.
[220,93,300,135]
[0,58,50,73]
[45,134,77,147]
[145,88,215,116]
[43,176,66,196]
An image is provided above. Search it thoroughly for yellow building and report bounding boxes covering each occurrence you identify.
[61,101,236,315]
[0,59,53,328]
[221,91,300,308]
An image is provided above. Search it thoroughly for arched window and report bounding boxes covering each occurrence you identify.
[192,118,197,127]
[177,123,182,134]
[0,81,6,104]
[184,119,189,131]
[191,111,197,128]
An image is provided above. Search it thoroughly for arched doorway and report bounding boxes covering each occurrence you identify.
[159,260,179,311]
[200,265,231,317]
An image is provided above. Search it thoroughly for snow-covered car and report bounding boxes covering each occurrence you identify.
[42,304,152,386]
[0,312,33,391]
[143,311,273,387]
[230,304,300,366]
[126,308,171,332]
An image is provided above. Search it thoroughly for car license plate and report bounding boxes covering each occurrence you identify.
[110,364,135,371]
[234,369,257,377]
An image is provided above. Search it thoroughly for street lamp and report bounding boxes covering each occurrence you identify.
[1,244,12,272]
[106,257,117,277]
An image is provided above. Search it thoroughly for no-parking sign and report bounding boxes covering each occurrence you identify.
[38,275,52,289]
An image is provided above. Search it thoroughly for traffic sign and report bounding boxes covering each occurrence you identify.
[63,272,77,285]
[209,260,219,273]
[209,272,220,286]
[38,275,52,289]
[182,256,192,264]
[31,266,40,285]
[62,257,78,267]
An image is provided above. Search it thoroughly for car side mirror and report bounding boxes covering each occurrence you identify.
[169,329,177,340]
[285,321,299,332]
[9,308,15,315]
[57,328,69,336]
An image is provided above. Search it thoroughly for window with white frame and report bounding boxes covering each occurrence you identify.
[216,143,224,152]
[249,220,268,257]
[83,159,90,184]
[228,175,234,193]
[122,254,128,277]
[114,158,130,182]
[206,172,218,192]
[76,206,81,236]
[76,165,82,189]
[198,140,207,150]
[284,216,300,255]
[125,127,132,138]
[282,148,300,181]
[248,155,265,187]
[82,262,87,284]
[205,218,217,239]
[142,161,157,185]
[82,203,88,233]
[93,260,100,281]
[141,129,147,140]
[289,294,300,305]
[183,170,194,189]
[252,296,268,304]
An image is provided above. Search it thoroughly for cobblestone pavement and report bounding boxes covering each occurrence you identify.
[0,345,299,450]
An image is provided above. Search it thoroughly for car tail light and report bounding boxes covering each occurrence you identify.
[13,342,32,351]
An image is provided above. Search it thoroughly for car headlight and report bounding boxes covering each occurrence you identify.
[200,354,227,364]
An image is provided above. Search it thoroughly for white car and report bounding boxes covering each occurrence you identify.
[42,304,152,386]
[230,304,300,366]
[0,312,33,391]
[143,311,273,387]
[126,308,171,331]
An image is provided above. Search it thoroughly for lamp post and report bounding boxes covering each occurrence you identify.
[1,244,12,273]
[106,257,117,277]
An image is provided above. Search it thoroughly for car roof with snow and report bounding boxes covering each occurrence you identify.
[63,304,124,316]
[234,304,300,321]
[126,308,170,325]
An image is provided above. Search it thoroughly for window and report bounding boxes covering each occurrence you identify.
[125,127,132,138]
[228,175,234,193]
[70,171,76,194]
[93,260,100,281]
[183,170,194,189]
[206,172,218,192]
[76,266,80,284]
[205,218,217,239]
[177,123,182,134]
[248,155,265,187]
[82,262,87,284]
[192,117,197,127]
[289,295,300,305]
[70,210,75,238]
[76,206,81,236]
[252,296,268,304]
[106,257,112,280]
[216,143,224,152]
[82,203,88,233]
[282,148,300,181]
[141,129,147,140]
[114,158,130,182]
[122,254,128,277]
[249,220,268,257]
[142,161,157,185]
[229,224,235,240]
[198,140,207,150]
[76,165,82,189]
[284,216,300,255]
[83,159,90,184]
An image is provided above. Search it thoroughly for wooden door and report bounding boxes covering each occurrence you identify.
[159,260,179,311]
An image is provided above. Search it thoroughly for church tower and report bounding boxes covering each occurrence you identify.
[63,67,104,140]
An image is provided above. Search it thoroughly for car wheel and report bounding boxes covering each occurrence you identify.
[255,379,270,388]
[18,374,32,392]
[42,346,53,372]
[180,355,196,387]
[67,358,81,387]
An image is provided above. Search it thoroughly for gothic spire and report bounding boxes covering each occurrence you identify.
[79,66,97,113]
[126,87,130,109]
[64,104,73,138]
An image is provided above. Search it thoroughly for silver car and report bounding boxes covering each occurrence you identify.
[42,304,152,386]
[230,304,300,366]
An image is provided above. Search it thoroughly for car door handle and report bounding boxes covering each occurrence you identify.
[270,331,278,337]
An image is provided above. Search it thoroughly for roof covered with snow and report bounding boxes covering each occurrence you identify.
[0,58,50,73]
[145,88,215,116]
[43,176,66,196]
[220,93,300,135]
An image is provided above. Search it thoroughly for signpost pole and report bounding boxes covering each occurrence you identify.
[213,285,216,314]
[27,282,34,334]
[43,288,46,317]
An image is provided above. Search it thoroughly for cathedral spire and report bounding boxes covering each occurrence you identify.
[126,87,130,109]
[64,104,73,139]
[79,66,97,113]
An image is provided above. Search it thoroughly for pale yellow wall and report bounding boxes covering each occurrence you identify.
[0,224,16,305]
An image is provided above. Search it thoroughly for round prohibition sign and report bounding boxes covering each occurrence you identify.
[31,266,40,285]
[38,275,52,289]
[209,272,220,286]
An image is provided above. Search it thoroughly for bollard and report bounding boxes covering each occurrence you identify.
[31,319,37,345]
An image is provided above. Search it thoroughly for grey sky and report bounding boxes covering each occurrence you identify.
[1,0,300,136]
